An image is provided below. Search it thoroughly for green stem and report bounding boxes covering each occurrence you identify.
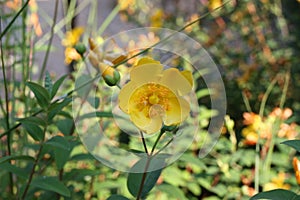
[97,4,120,36]
[0,0,30,40]
[263,70,290,180]
[39,0,59,81]
[150,130,165,155]
[20,143,44,200]
[0,18,14,196]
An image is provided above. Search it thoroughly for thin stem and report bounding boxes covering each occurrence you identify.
[153,137,174,157]
[0,0,30,40]
[39,0,59,81]
[258,75,278,117]
[140,131,149,155]
[136,156,152,200]
[255,75,278,192]
[263,70,290,180]
[150,130,165,155]
[21,144,44,200]
[97,4,120,36]
[0,18,14,196]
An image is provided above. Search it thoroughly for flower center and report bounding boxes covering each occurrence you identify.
[129,83,175,116]
[149,94,160,105]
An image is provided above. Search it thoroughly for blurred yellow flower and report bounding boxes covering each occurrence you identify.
[62,27,84,47]
[118,57,193,134]
[209,0,222,11]
[150,9,164,28]
[263,172,290,191]
[118,0,135,11]
[64,47,82,65]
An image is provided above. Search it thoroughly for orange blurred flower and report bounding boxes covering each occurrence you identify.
[293,157,300,185]
[64,47,82,65]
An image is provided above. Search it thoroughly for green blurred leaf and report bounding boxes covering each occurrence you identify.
[45,136,71,169]
[107,195,130,200]
[31,176,70,197]
[26,81,50,109]
[64,169,101,181]
[250,189,299,200]
[281,140,300,152]
[0,155,34,164]
[127,156,165,198]
[22,122,44,141]
[51,75,67,99]
[179,153,207,170]
[44,71,53,95]
[156,184,188,200]
[0,163,29,179]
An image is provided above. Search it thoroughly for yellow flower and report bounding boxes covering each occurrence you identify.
[208,0,222,11]
[62,27,84,47]
[118,57,193,134]
[64,47,82,64]
[263,172,290,191]
[150,9,164,28]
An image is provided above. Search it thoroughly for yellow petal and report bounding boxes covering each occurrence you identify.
[134,57,161,67]
[118,82,138,113]
[130,63,163,85]
[160,68,192,96]
[164,97,190,125]
[180,70,193,87]
[130,106,163,134]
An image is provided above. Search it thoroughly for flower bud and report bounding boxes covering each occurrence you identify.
[99,63,120,86]
[74,43,86,56]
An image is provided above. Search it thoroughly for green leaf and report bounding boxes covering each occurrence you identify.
[18,116,47,127]
[0,163,29,179]
[64,169,101,181]
[51,75,67,99]
[281,140,300,152]
[30,176,70,197]
[26,81,50,109]
[156,184,188,200]
[48,97,72,120]
[56,118,74,135]
[22,122,44,141]
[45,136,71,169]
[75,74,93,99]
[44,71,53,95]
[0,155,34,164]
[127,156,166,199]
[107,195,130,200]
[250,189,299,200]
[179,153,207,170]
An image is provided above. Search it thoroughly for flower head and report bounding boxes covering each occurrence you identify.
[64,47,82,65]
[118,57,193,134]
[62,27,84,47]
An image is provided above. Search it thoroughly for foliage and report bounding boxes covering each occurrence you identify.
[1,0,300,200]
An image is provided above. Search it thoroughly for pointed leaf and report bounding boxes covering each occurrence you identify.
[127,155,166,198]
[26,81,50,108]
[45,136,71,169]
[51,75,67,99]
[0,155,34,164]
[31,176,70,197]
[22,122,44,141]
[250,189,299,200]
[44,71,53,94]
[18,116,47,127]
[282,140,300,152]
